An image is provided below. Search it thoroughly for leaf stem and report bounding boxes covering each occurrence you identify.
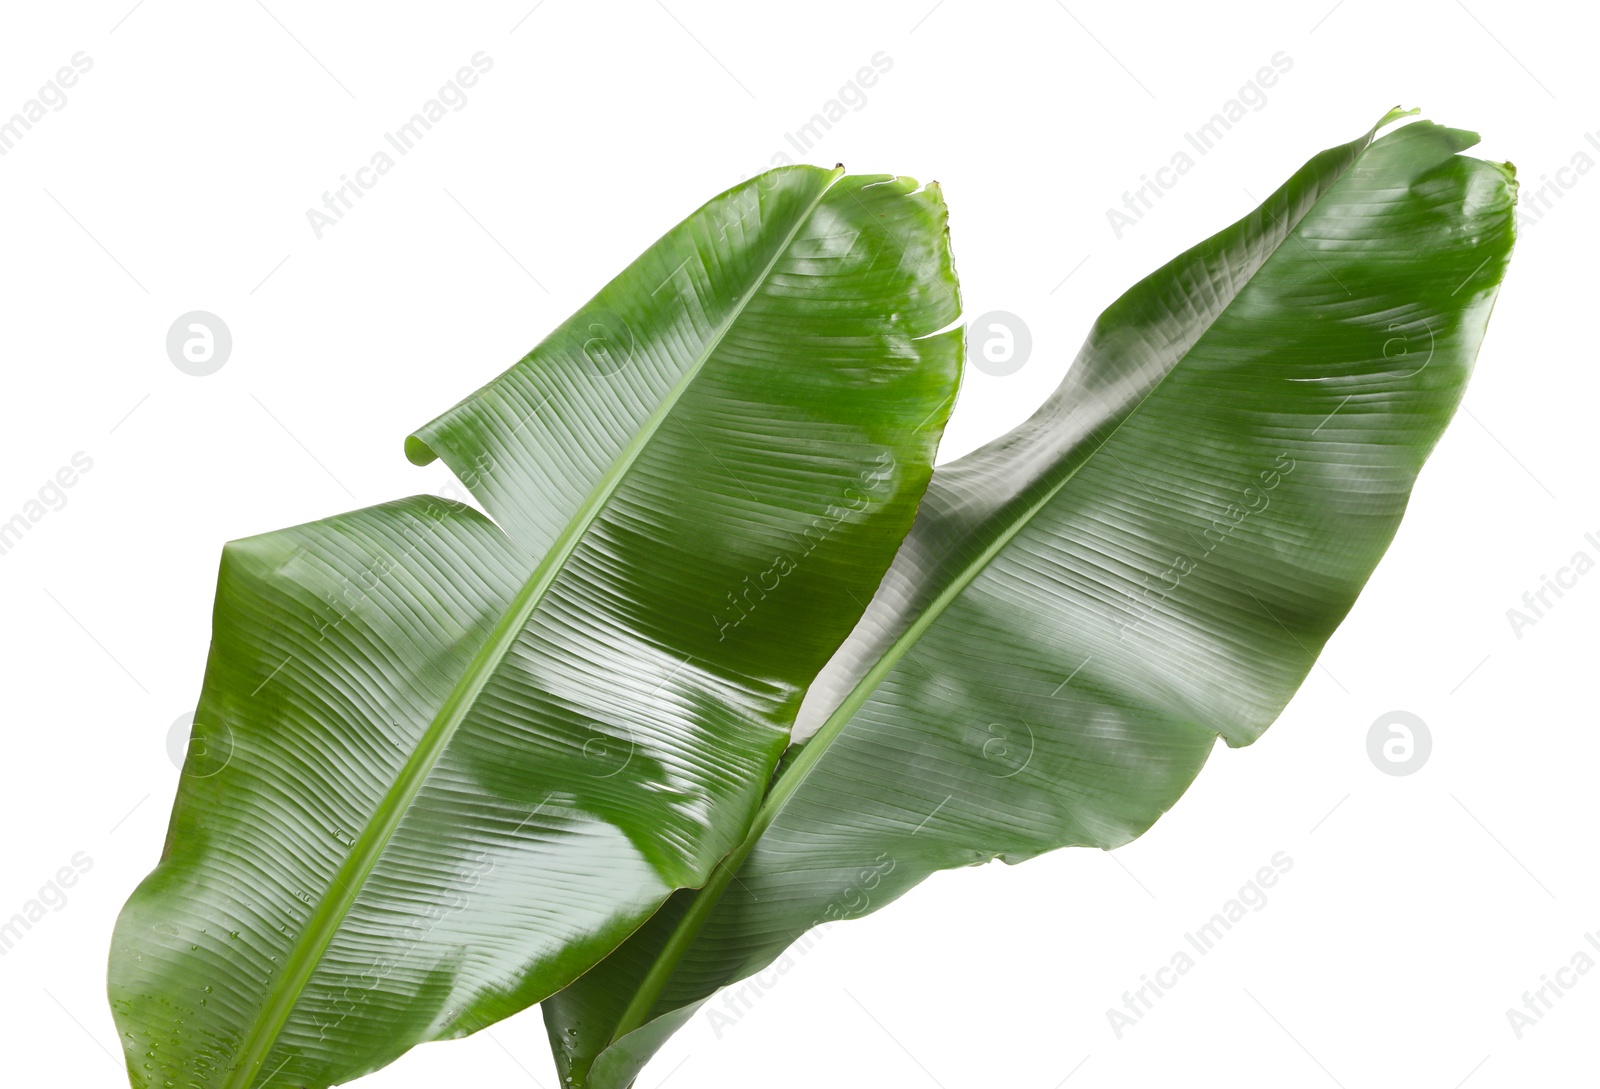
[605,122,1393,1045]
[608,558,962,1040]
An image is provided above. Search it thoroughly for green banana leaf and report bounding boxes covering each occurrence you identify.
[108,166,963,1089]
[542,111,1518,1088]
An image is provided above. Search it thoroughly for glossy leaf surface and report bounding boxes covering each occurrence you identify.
[108,167,963,1089]
[544,114,1518,1088]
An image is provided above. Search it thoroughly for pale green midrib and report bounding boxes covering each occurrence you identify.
[758,125,1387,815]
[603,133,1383,1053]
[223,168,845,1089]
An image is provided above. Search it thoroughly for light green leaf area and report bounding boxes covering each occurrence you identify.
[108,166,962,1089]
[544,113,1518,1089]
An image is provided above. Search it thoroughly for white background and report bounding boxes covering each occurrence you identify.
[1,1,1593,1086]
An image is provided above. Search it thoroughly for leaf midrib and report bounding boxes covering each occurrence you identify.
[223,168,844,1089]
[602,130,1384,1055]
[751,128,1389,827]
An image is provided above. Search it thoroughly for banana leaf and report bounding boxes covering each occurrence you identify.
[107,166,962,1089]
[541,112,1518,1088]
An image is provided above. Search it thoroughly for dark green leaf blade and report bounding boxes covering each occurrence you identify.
[544,114,1518,1088]
[109,167,962,1089]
